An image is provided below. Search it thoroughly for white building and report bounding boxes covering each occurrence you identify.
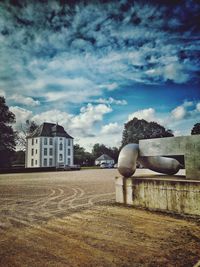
[26,122,74,168]
[95,154,115,166]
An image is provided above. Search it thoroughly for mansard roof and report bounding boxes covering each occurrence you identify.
[27,122,73,139]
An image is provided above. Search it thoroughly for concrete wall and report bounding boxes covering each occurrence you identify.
[116,176,200,217]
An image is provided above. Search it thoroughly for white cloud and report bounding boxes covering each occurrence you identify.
[146,63,190,84]
[196,102,200,112]
[10,106,33,130]
[31,103,112,138]
[0,0,197,113]
[106,83,119,91]
[171,106,186,120]
[71,103,112,130]
[0,89,6,97]
[32,109,73,126]
[101,122,121,135]
[170,101,200,121]
[128,108,158,122]
[163,63,189,84]
[8,94,40,107]
[92,97,127,105]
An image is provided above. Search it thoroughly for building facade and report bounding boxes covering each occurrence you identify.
[26,122,74,168]
[95,154,115,166]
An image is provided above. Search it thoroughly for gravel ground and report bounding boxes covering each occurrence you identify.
[0,169,199,267]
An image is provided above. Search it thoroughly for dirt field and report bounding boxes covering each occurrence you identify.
[0,169,200,267]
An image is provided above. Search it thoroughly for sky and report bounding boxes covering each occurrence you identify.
[0,0,200,151]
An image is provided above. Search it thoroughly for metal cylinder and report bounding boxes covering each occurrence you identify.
[118,144,139,178]
[138,156,182,175]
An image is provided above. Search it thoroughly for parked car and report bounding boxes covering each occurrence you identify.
[100,162,114,168]
[56,164,80,171]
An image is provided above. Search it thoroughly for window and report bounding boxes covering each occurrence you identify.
[44,148,47,156]
[32,139,34,145]
[59,137,62,141]
[49,158,53,166]
[59,143,63,150]
[31,148,34,156]
[68,149,70,156]
[49,138,53,145]
[44,138,47,145]
[59,154,63,161]
[31,159,34,166]
[44,158,47,166]
[68,158,70,165]
[49,148,53,156]
[36,139,38,144]
[68,139,71,146]
[35,160,37,165]
[35,149,37,154]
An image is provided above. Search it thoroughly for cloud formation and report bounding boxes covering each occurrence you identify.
[92,97,127,105]
[127,100,200,136]
[128,108,158,122]
[101,122,122,135]
[0,0,199,110]
[1,1,199,150]
[8,94,40,107]
[12,102,112,138]
[170,101,200,121]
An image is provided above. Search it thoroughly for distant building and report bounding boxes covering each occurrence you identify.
[95,154,115,166]
[26,122,73,168]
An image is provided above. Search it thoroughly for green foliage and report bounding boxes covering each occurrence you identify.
[191,123,200,135]
[12,150,25,166]
[74,144,94,166]
[26,120,38,135]
[92,143,119,162]
[121,117,174,147]
[74,143,119,166]
[0,97,16,167]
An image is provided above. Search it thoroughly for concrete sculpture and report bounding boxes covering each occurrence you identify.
[116,135,200,217]
[118,144,182,178]
[118,135,200,180]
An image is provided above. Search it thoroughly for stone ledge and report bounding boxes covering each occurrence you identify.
[115,176,200,217]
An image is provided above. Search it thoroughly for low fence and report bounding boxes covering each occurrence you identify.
[0,167,56,174]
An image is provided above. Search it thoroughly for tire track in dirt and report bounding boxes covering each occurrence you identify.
[69,192,115,208]
[57,187,79,210]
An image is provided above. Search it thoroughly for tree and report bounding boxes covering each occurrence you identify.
[92,143,119,162]
[92,143,110,159]
[191,123,200,135]
[121,117,174,147]
[17,120,38,150]
[12,150,25,166]
[74,144,94,166]
[0,97,16,168]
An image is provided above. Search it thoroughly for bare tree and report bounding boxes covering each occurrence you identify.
[17,120,38,151]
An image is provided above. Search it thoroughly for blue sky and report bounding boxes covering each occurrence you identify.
[0,0,199,150]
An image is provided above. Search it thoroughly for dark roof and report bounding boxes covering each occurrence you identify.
[95,154,114,161]
[27,122,73,139]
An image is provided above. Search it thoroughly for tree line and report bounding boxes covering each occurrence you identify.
[0,96,200,168]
